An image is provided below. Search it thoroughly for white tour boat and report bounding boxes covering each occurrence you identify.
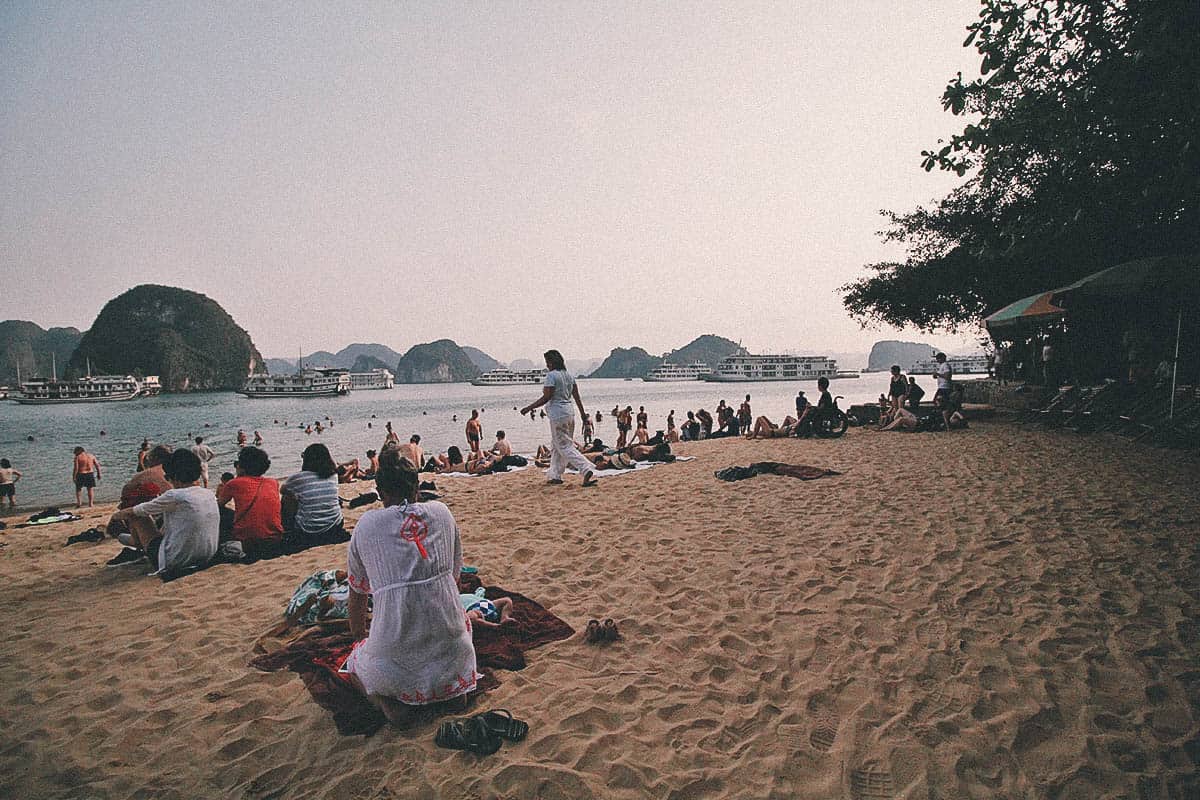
[908,354,989,375]
[702,354,855,383]
[642,362,712,382]
[239,367,351,398]
[471,367,547,386]
[15,374,161,404]
[349,368,394,390]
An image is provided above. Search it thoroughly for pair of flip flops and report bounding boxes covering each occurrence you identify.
[435,709,528,756]
[584,618,620,643]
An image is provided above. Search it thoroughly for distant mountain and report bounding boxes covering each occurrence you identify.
[303,350,339,367]
[333,343,404,368]
[663,334,745,368]
[68,284,262,391]
[568,357,603,377]
[509,358,537,370]
[866,340,936,372]
[350,354,391,372]
[394,339,481,383]
[461,346,502,372]
[263,358,296,374]
[588,347,663,379]
[0,321,85,384]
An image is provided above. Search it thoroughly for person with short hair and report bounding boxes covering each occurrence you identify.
[108,448,219,576]
[343,448,480,726]
[905,376,926,412]
[72,446,101,508]
[490,430,512,458]
[190,436,216,488]
[106,445,174,539]
[738,395,752,435]
[465,411,483,458]
[281,444,345,543]
[217,445,283,559]
[0,458,22,510]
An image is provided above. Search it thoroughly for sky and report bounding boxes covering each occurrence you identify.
[1,1,985,363]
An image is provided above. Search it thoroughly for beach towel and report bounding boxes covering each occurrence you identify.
[557,455,696,479]
[250,581,573,736]
[15,509,83,528]
[714,462,842,482]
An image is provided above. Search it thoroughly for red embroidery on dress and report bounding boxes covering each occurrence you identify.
[348,573,371,593]
[399,513,429,558]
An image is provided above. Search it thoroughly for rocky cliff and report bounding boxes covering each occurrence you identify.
[349,354,391,372]
[662,334,745,368]
[68,285,262,391]
[0,321,83,384]
[866,340,935,372]
[394,339,481,383]
[588,347,663,379]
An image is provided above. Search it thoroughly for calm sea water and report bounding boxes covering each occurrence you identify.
[0,374,927,512]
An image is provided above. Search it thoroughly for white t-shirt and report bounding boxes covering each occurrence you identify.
[935,362,953,390]
[132,486,219,574]
[543,369,578,421]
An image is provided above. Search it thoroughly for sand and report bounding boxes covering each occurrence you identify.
[1,421,1198,799]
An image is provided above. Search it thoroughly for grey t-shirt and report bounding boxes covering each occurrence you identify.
[133,486,219,574]
[543,369,577,421]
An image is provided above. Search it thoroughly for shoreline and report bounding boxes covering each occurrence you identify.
[1,420,1197,798]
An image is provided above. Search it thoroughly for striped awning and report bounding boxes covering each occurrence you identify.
[984,291,1065,332]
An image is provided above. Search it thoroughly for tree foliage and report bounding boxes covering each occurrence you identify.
[843,0,1200,331]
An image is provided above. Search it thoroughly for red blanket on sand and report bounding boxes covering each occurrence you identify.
[249,581,574,736]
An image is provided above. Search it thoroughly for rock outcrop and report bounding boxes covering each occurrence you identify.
[0,321,83,384]
[394,339,481,383]
[68,285,262,391]
[662,334,745,369]
[461,346,502,373]
[866,340,936,372]
[587,347,663,379]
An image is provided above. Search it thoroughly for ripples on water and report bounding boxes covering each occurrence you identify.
[0,374,925,511]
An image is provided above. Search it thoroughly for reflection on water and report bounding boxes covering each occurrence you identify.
[0,374,941,510]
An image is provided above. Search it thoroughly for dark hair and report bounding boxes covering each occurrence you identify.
[447,446,464,464]
[221,472,235,483]
[145,444,174,468]
[410,434,421,444]
[366,449,377,458]
[496,430,505,439]
[543,349,566,371]
[194,436,204,444]
[236,446,271,477]
[74,446,84,455]
[300,443,337,479]
[890,365,900,374]
[163,448,202,483]
[375,446,419,499]
[0,458,10,468]
[818,376,830,390]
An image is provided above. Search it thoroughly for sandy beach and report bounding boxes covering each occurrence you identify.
[1,420,1197,799]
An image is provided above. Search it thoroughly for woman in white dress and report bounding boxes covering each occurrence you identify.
[520,349,597,487]
[344,448,479,725]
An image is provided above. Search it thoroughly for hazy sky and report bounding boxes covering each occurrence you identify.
[2,2,984,362]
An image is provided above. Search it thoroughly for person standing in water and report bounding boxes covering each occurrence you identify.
[521,350,597,487]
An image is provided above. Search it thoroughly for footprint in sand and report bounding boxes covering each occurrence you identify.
[809,719,837,752]
[849,760,896,800]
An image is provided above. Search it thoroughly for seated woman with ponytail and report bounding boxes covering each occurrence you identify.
[342,447,480,726]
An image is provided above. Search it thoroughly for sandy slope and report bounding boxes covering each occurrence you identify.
[0,421,1197,799]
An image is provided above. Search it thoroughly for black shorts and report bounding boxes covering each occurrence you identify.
[75,473,96,490]
[0,484,13,499]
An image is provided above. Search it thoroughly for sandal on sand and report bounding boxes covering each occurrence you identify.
[546,478,564,485]
[581,471,598,487]
[435,716,502,756]
[476,709,529,742]
[584,619,603,643]
[601,618,620,642]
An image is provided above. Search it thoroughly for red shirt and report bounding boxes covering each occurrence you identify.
[217,476,283,543]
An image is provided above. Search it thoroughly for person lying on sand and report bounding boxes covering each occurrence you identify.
[746,415,799,439]
[880,407,918,431]
[436,447,467,473]
[459,588,515,628]
[337,459,363,483]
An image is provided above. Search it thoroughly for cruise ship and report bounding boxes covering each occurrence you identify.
[908,354,989,375]
[471,367,547,386]
[14,374,162,404]
[349,368,394,390]
[642,362,712,382]
[239,367,351,398]
[702,354,857,383]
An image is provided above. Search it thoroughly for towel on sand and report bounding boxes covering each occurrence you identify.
[249,581,573,736]
[714,462,842,482]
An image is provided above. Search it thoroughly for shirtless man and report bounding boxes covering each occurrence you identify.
[738,395,752,435]
[747,415,799,439]
[399,435,424,467]
[106,445,173,538]
[490,430,512,458]
[465,410,483,458]
[72,446,101,507]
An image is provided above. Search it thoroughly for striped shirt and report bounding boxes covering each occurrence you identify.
[282,470,342,535]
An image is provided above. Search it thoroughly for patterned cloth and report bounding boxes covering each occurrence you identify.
[285,569,352,626]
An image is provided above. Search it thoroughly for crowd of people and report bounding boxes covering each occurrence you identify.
[876,354,968,432]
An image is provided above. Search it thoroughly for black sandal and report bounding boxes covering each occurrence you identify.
[476,709,529,742]
[434,716,501,755]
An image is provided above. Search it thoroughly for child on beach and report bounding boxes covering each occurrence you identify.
[0,459,22,509]
[459,587,514,628]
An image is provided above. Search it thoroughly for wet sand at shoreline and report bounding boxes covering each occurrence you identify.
[1,421,1197,799]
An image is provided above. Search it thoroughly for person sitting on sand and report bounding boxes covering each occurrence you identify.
[681,411,700,441]
[696,408,713,439]
[108,449,219,576]
[105,445,174,539]
[747,415,799,439]
[459,587,515,628]
[337,459,363,483]
[436,446,468,473]
[489,431,512,458]
[881,406,918,431]
[630,422,649,446]
[399,435,424,468]
[362,450,379,479]
[343,449,479,726]
[216,445,283,559]
[282,444,345,543]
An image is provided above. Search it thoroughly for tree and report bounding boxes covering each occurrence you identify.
[842,0,1200,331]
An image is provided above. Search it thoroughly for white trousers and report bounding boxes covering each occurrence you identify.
[547,416,594,480]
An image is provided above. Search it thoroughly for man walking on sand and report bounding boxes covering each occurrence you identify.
[72,446,101,507]
[190,436,216,488]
